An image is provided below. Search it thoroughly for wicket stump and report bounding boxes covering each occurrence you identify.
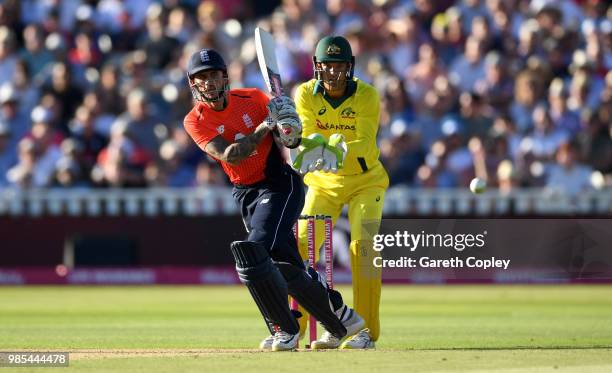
[291,214,334,348]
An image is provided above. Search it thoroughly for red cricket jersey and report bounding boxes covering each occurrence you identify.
[183,88,277,185]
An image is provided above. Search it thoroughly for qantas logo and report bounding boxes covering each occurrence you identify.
[316,119,355,131]
[216,125,224,134]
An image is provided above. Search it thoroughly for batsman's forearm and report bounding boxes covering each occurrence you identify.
[224,123,271,164]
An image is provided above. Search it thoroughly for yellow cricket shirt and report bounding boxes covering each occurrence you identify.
[294,78,382,176]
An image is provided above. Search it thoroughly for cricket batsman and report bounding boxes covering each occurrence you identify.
[293,36,389,349]
[182,48,365,351]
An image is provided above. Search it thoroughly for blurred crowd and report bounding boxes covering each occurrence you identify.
[0,0,610,196]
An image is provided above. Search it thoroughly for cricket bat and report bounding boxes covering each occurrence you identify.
[255,27,303,149]
[254,27,283,98]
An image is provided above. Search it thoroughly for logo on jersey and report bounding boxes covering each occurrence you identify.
[318,107,326,115]
[200,50,210,62]
[242,113,254,128]
[341,107,356,119]
[216,125,225,134]
[316,119,355,131]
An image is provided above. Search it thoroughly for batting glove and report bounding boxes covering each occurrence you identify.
[267,96,295,123]
[267,97,302,148]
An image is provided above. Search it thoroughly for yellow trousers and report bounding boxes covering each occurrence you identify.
[296,162,388,341]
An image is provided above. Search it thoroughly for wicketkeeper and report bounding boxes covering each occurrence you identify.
[291,36,389,349]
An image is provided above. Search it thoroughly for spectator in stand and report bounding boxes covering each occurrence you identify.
[195,2,233,55]
[19,23,54,79]
[68,105,108,175]
[576,108,612,175]
[548,78,581,136]
[599,20,612,72]
[546,142,593,197]
[568,50,605,111]
[405,43,448,116]
[458,0,488,32]
[417,140,458,188]
[138,4,180,70]
[166,6,195,44]
[52,138,89,188]
[520,105,569,162]
[386,8,423,77]
[379,76,413,131]
[145,139,196,187]
[0,83,29,154]
[516,19,543,63]
[95,64,125,116]
[441,118,473,186]
[113,89,163,158]
[474,51,514,113]
[489,114,521,161]
[449,36,486,92]
[510,70,544,133]
[0,120,14,186]
[0,26,18,86]
[6,138,38,188]
[430,7,464,65]
[12,59,40,116]
[68,32,103,71]
[91,122,150,188]
[496,159,518,193]
[23,106,63,186]
[194,159,228,187]
[42,62,84,134]
[379,118,424,186]
[470,15,497,51]
[81,91,117,136]
[457,91,493,140]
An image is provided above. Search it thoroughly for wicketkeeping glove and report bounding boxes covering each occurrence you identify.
[289,133,327,174]
[320,133,347,173]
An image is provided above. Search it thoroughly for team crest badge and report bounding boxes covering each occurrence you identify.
[327,44,341,55]
[341,107,356,118]
[216,125,224,134]
[242,114,254,128]
[200,50,210,62]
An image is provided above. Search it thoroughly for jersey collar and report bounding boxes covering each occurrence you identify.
[313,79,357,109]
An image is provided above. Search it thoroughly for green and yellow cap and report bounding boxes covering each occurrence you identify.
[314,36,353,63]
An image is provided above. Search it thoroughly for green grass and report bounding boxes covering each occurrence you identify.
[1,285,611,372]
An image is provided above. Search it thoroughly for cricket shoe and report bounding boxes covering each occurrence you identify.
[340,328,375,349]
[259,334,274,350]
[271,331,299,351]
[311,306,365,349]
